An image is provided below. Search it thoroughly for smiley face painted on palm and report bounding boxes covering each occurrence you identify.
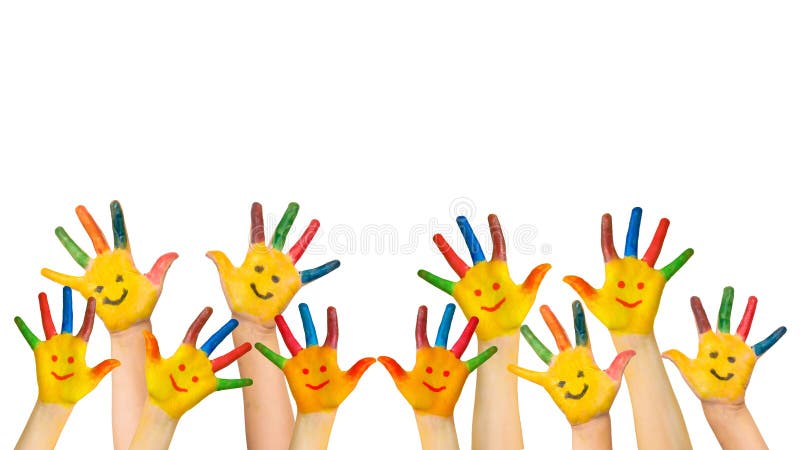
[146,344,218,418]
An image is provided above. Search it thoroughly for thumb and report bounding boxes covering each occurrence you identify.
[146,252,179,286]
[206,251,234,276]
[377,356,407,385]
[662,349,692,375]
[91,358,121,381]
[346,357,377,384]
[563,275,598,302]
[605,350,636,381]
[522,263,552,293]
[507,364,548,386]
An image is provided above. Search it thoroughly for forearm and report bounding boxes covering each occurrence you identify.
[611,332,691,450]
[16,401,73,450]
[571,414,612,450]
[472,333,522,450]
[415,413,459,450]
[110,320,151,450]
[128,400,178,450]
[233,317,294,450]
[702,402,767,450]
[289,410,336,450]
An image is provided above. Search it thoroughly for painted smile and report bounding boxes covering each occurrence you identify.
[305,380,330,390]
[170,374,188,392]
[481,298,506,312]
[422,381,446,392]
[615,297,642,308]
[564,383,589,400]
[103,289,129,306]
[710,369,734,381]
[51,371,74,381]
[250,283,274,300]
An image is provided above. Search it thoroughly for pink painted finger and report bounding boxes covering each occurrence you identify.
[324,306,339,349]
[415,305,430,349]
[605,349,636,381]
[642,218,670,267]
[601,214,618,262]
[450,316,479,358]
[275,315,303,356]
[433,234,470,278]
[736,296,758,340]
[145,252,179,286]
[211,343,252,372]
[288,219,320,263]
[77,298,96,341]
[38,292,57,339]
[183,307,213,346]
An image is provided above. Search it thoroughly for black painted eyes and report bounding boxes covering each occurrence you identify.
[116,274,124,282]
[95,286,104,293]
[253,266,280,283]
[272,275,280,283]
[709,351,719,358]
[557,381,566,388]
[709,351,736,363]
[254,265,264,273]
[727,356,736,363]
[577,371,584,378]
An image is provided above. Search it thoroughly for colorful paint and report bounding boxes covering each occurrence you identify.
[663,287,787,403]
[378,304,497,417]
[256,304,375,413]
[563,207,694,334]
[509,301,635,425]
[41,201,179,332]
[207,202,340,324]
[418,214,551,340]
[144,307,252,419]
[14,287,119,405]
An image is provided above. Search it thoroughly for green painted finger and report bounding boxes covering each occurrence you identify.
[521,325,552,365]
[14,317,40,349]
[465,345,497,372]
[55,227,90,268]
[216,378,253,391]
[255,342,288,369]
[417,270,455,295]
[272,202,299,251]
[718,286,734,333]
[659,248,694,281]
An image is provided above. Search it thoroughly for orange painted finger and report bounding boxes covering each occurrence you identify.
[540,305,571,351]
[76,205,110,254]
[143,331,162,362]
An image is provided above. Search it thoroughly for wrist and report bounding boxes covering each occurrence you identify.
[109,320,152,342]
[290,410,337,450]
[414,413,458,450]
[571,413,612,450]
[16,401,74,450]
[701,401,766,450]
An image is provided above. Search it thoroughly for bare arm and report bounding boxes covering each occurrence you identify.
[473,333,522,450]
[702,402,766,450]
[16,401,73,450]
[571,414,612,450]
[233,317,294,450]
[612,333,691,450]
[110,321,150,450]
[128,401,178,450]
[416,413,460,450]
[289,411,336,450]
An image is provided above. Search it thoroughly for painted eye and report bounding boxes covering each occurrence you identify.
[254,265,264,273]
[443,370,450,377]
[94,286,104,293]
[577,370,584,378]
[319,365,327,373]
[492,282,500,290]
[302,368,310,375]
[51,355,58,362]
[425,367,433,374]
[709,351,719,359]
[617,281,626,288]
[116,274,124,282]
[192,376,199,383]
[272,275,280,283]
[727,356,736,363]
[637,282,645,290]
[68,357,75,364]
[474,289,482,296]
[179,364,186,371]
[557,381,566,388]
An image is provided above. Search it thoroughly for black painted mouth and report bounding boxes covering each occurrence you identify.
[250,283,274,300]
[103,289,129,306]
[710,369,734,381]
[565,383,589,400]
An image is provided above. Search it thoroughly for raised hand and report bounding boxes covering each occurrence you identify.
[207,202,340,325]
[563,207,693,334]
[144,308,252,418]
[40,201,178,332]
[378,304,497,417]
[14,287,119,405]
[418,214,551,341]
[663,287,787,404]
[256,303,375,413]
[508,302,635,425]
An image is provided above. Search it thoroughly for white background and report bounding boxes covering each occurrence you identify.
[1,1,798,449]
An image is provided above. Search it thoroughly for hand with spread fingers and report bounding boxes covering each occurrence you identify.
[15,288,119,450]
[509,302,635,427]
[257,303,375,450]
[129,307,252,450]
[378,304,496,450]
[662,288,786,450]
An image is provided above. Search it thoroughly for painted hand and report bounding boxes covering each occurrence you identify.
[14,287,120,405]
[207,202,340,325]
[418,214,551,341]
[256,303,375,413]
[378,304,497,417]
[508,302,635,425]
[563,207,694,334]
[41,201,178,332]
[663,287,787,404]
[144,308,253,419]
